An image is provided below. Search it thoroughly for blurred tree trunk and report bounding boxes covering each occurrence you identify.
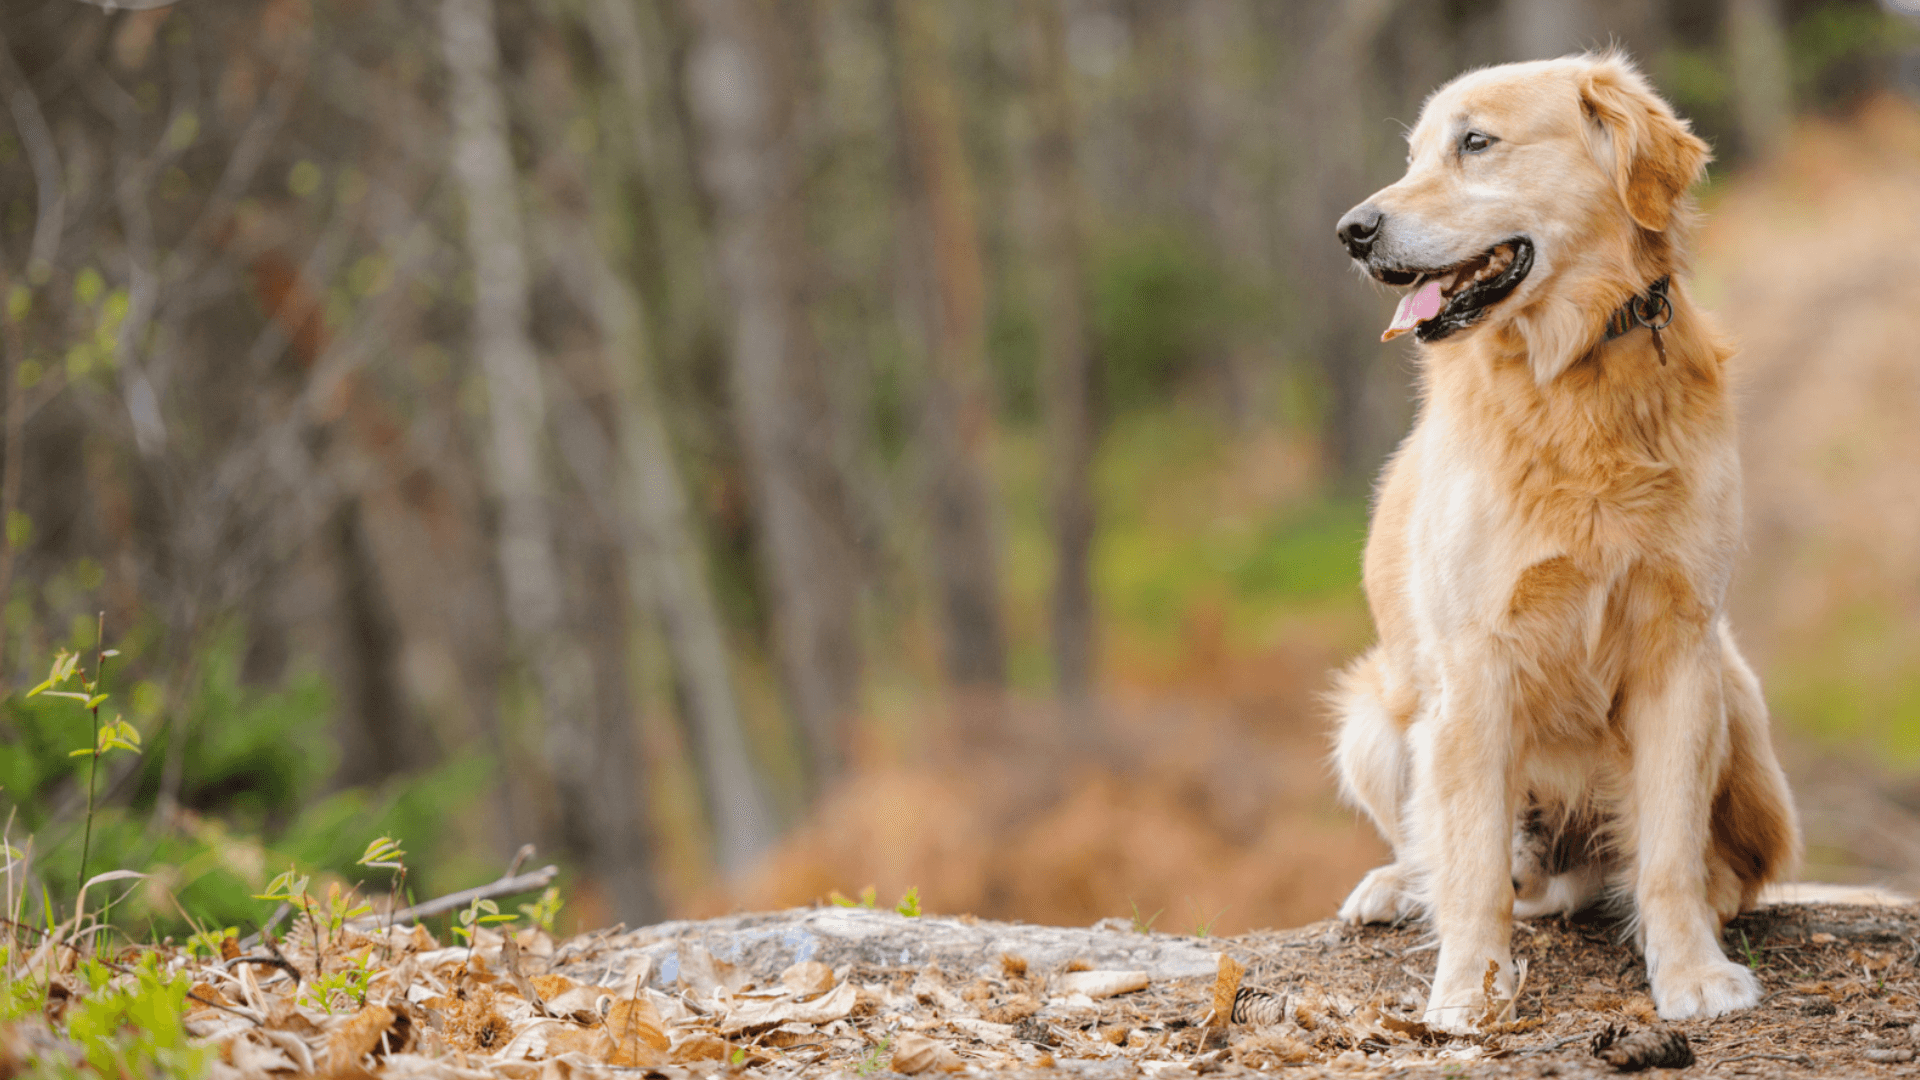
[439,0,658,923]
[328,500,420,788]
[889,0,1008,708]
[1280,0,1405,487]
[539,147,780,879]
[683,0,863,794]
[1025,0,1098,716]
[1727,0,1790,160]
[577,0,779,877]
[1502,0,1594,60]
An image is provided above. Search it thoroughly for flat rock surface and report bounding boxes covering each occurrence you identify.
[556,907,1224,989]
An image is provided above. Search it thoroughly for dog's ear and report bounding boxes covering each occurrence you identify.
[1579,56,1711,232]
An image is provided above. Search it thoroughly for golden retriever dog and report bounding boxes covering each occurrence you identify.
[1329,53,1800,1032]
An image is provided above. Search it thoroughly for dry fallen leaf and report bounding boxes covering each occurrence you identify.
[229,1030,298,1074]
[669,1031,730,1062]
[530,974,580,1001]
[779,960,835,996]
[328,1003,399,1069]
[891,1031,961,1074]
[595,989,669,1066]
[719,980,858,1034]
[677,944,749,996]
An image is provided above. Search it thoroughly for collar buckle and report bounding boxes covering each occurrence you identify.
[1606,275,1674,340]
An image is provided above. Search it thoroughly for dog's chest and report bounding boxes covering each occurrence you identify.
[1402,407,1727,640]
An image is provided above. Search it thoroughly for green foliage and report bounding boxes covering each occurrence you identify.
[856,1036,892,1077]
[1790,3,1920,104]
[184,926,237,961]
[894,886,921,918]
[357,836,407,873]
[0,626,491,940]
[1129,900,1162,935]
[518,886,564,934]
[828,885,878,909]
[451,896,515,946]
[1091,228,1240,415]
[58,954,212,1080]
[302,950,377,1015]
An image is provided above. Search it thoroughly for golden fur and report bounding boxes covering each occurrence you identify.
[1328,53,1800,1031]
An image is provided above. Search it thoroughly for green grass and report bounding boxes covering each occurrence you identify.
[996,407,1368,690]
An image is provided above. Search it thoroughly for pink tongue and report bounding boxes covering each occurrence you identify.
[1382,281,1444,342]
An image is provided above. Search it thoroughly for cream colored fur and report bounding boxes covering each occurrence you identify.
[1329,54,1800,1033]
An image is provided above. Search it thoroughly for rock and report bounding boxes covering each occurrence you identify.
[556,908,1221,990]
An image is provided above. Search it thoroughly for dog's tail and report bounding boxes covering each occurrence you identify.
[1329,647,1411,850]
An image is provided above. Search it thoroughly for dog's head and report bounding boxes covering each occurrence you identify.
[1335,53,1710,382]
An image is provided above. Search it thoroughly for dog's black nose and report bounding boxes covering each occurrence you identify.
[1337,205,1384,260]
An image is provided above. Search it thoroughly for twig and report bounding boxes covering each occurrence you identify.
[505,843,535,878]
[361,863,559,928]
[221,955,303,986]
[77,612,108,899]
[259,924,302,986]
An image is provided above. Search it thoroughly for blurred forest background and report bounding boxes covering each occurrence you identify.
[1,0,1919,942]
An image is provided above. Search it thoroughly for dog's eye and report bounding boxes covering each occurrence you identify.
[1460,131,1496,155]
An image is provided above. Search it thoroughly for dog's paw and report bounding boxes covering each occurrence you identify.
[1339,864,1420,924]
[1421,985,1489,1034]
[1652,958,1761,1020]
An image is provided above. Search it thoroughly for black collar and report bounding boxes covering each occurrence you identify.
[1604,275,1674,340]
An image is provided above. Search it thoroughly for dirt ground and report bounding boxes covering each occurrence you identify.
[51,883,1905,1078]
[500,899,1920,1079]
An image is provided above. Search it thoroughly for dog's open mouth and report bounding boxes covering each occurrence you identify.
[1379,237,1534,343]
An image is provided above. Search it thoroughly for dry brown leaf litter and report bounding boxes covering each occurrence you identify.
[3,901,1919,1078]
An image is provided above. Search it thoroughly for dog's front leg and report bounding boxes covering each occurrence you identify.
[1410,669,1516,1033]
[1627,641,1761,1020]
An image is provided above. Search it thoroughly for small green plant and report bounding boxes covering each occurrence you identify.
[1129,900,1163,935]
[185,926,239,960]
[856,1036,891,1076]
[61,953,213,1079]
[894,887,921,918]
[358,835,408,954]
[302,949,376,1014]
[256,864,372,975]
[1739,928,1761,969]
[1186,899,1225,939]
[518,886,564,934]
[829,886,878,909]
[451,896,515,948]
[27,620,134,896]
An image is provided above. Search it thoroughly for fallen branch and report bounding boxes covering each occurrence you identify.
[359,862,559,929]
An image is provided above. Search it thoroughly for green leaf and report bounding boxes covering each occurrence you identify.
[895,886,921,918]
[69,748,94,758]
[357,836,406,869]
[84,694,109,710]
